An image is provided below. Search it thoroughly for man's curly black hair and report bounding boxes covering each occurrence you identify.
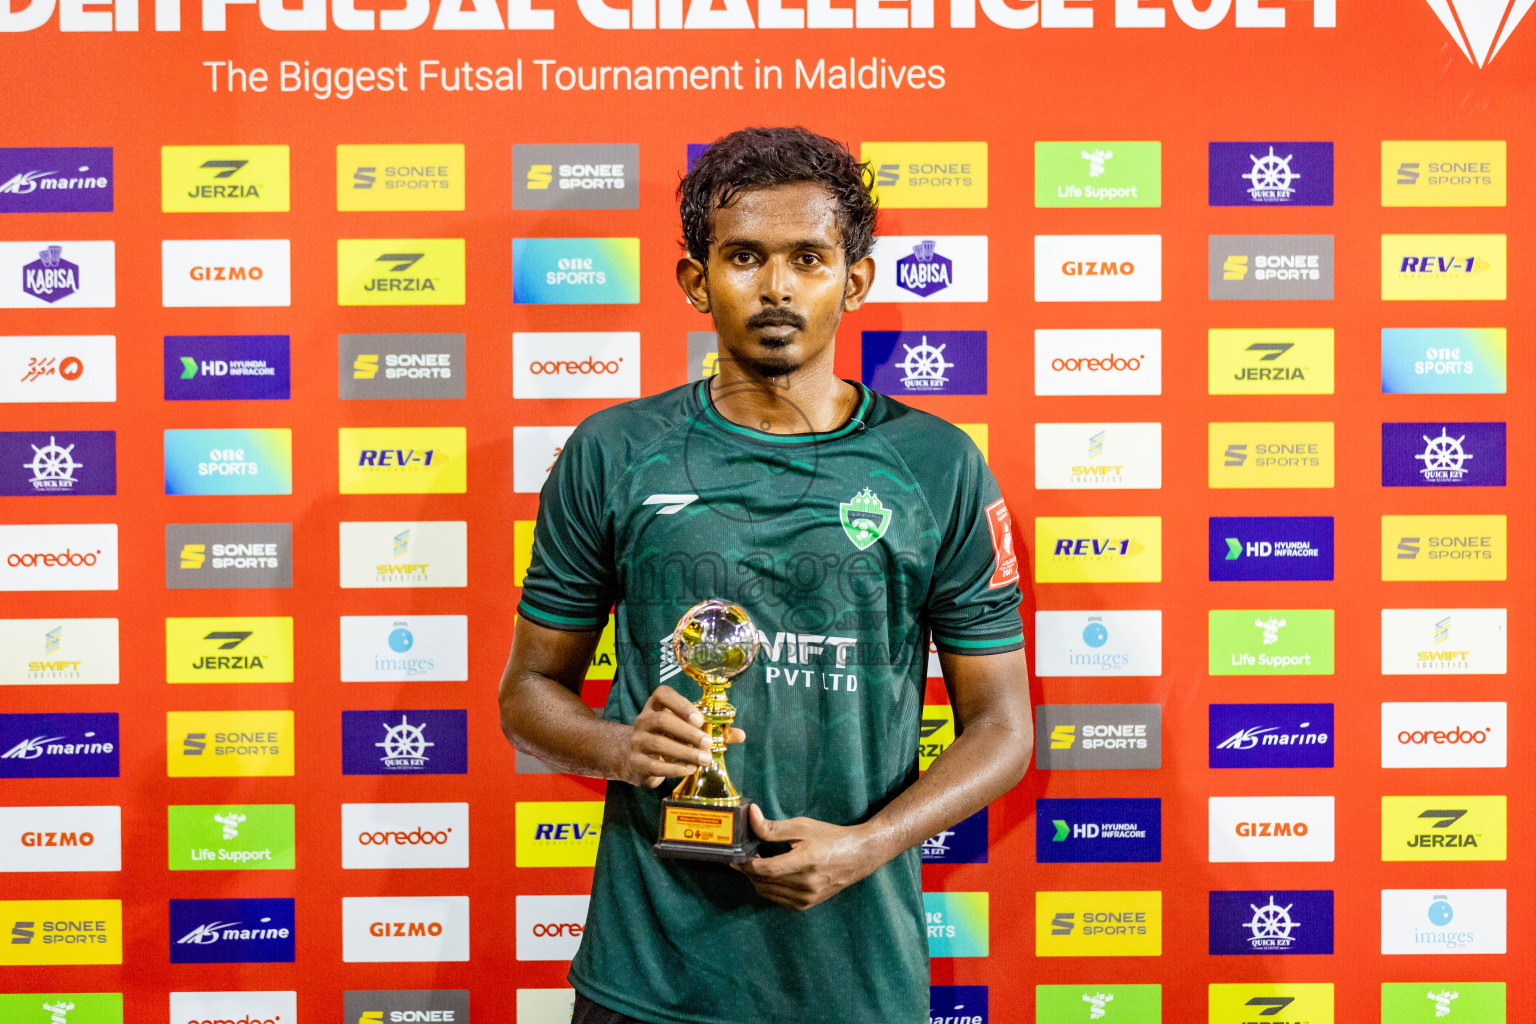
[678,126,878,268]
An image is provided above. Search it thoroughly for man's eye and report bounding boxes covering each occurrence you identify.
[732,251,756,264]
[796,253,821,266]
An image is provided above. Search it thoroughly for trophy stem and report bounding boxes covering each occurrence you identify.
[672,677,741,806]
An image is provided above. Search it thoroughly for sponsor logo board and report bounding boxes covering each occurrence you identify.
[1382,141,1505,207]
[1035,517,1161,583]
[687,331,718,382]
[166,710,293,777]
[1034,422,1161,489]
[862,331,985,396]
[0,335,115,403]
[1035,141,1160,207]
[1381,515,1506,581]
[1035,704,1161,770]
[922,807,987,865]
[0,712,117,778]
[1208,328,1334,395]
[0,617,118,685]
[1035,890,1160,957]
[1381,796,1505,861]
[161,239,289,307]
[0,147,113,213]
[1208,609,1333,676]
[1036,798,1160,863]
[513,332,640,399]
[169,897,294,963]
[343,802,469,870]
[932,986,989,1024]
[167,803,295,871]
[169,993,297,1024]
[1208,235,1334,300]
[1383,422,1505,487]
[1381,982,1505,1022]
[1034,330,1161,396]
[0,805,121,872]
[165,523,291,590]
[863,141,987,208]
[165,616,293,683]
[338,238,465,305]
[516,894,590,960]
[1208,703,1334,768]
[342,709,468,775]
[1382,328,1506,394]
[1208,517,1333,581]
[1034,610,1161,677]
[0,242,115,307]
[1209,889,1333,955]
[0,523,117,592]
[1036,985,1159,1022]
[338,143,466,211]
[1382,702,1506,769]
[867,235,987,303]
[918,704,954,771]
[1381,889,1506,954]
[1208,142,1333,205]
[163,335,289,401]
[160,145,289,212]
[1035,235,1161,302]
[0,899,121,965]
[512,238,639,304]
[1381,609,1506,676]
[340,333,465,400]
[338,427,467,494]
[1208,984,1332,1024]
[513,425,576,493]
[342,895,470,962]
[514,143,639,210]
[345,990,473,1023]
[0,994,121,1022]
[163,428,291,495]
[516,800,602,867]
[925,892,989,957]
[340,615,468,682]
[1208,796,1334,862]
[1208,421,1333,488]
[339,521,468,589]
[1382,234,1506,300]
[0,430,115,497]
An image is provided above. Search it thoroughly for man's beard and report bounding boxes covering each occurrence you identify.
[737,309,808,378]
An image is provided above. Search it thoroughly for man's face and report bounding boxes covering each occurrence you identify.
[680,182,871,377]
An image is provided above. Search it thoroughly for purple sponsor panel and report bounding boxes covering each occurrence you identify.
[1209,703,1333,769]
[341,709,467,775]
[169,897,296,963]
[0,712,119,778]
[1209,516,1333,582]
[0,430,115,496]
[862,331,987,397]
[1209,889,1333,955]
[0,148,114,213]
[164,336,291,401]
[1209,142,1333,206]
[1382,422,1506,486]
[922,807,988,864]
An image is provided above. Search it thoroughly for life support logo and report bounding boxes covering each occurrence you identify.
[161,239,290,307]
[0,899,122,966]
[338,238,466,305]
[1207,609,1334,677]
[342,895,470,963]
[862,141,987,208]
[341,802,470,869]
[1034,891,1160,957]
[160,146,290,212]
[165,709,294,778]
[339,144,465,211]
[516,894,590,960]
[166,803,296,871]
[1034,141,1161,208]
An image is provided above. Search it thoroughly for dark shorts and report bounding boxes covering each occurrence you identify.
[573,992,655,1024]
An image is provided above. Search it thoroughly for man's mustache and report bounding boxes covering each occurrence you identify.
[745,309,807,331]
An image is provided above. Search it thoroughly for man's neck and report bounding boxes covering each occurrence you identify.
[708,352,859,435]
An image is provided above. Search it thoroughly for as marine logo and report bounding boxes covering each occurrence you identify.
[840,488,891,550]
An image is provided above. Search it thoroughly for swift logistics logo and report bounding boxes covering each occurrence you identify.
[0,430,115,497]
[1036,985,1160,1023]
[1034,516,1161,583]
[338,238,466,305]
[1381,796,1506,861]
[0,804,121,872]
[340,333,465,399]
[512,237,639,304]
[1035,891,1160,957]
[160,146,289,212]
[1382,701,1507,769]
[340,615,469,682]
[339,520,468,589]
[342,895,470,963]
[1036,798,1160,863]
[1382,234,1506,300]
[0,712,117,778]
[0,241,115,308]
[862,141,987,208]
[1208,609,1334,676]
[861,331,986,396]
[339,143,465,211]
[1382,422,1505,486]
[1208,421,1334,488]
[164,616,293,683]
[161,239,290,307]
[1208,142,1332,205]
[1208,796,1335,862]
[1209,703,1333,768]
[167,803,295,870]
[1208,889,1333,955]
[0,899,122,966]
[1381,889,1507,955]
[343,802,469,869]
[1033,610,1162,677]
[344,991,471,1022]
[342,709,468,775]
[1422,0,1531,68]
[163,335,289,400]
[1381,515,1506,581]
[1033,422,1162,489]
[1209,984,1333,1024]
[166,709,294,777]
[922,807,987,864]
[169,897,294,963]
[1381,982,1506,1021]
[1209,517,1333,582]
[1034,704,1161,770]
[1383,139,1505,206]
[0,617,119,686]
[1034,330,1161,396]
[338,427,467,494]
[0,334,115,404]
[924,892,989,957]
[866,235,988,302]
[0,147,113,213]
[165,523,292,589]
[1381,608,1508,677]
[1209,235,1333,300]
[1382,328,1506,394]
[1034,234,1162,302]
[1034,141,1160,208]
[1208,328,1334,395]
[514,144,638,209]
[516,800,603,867]
[163,428,292,495]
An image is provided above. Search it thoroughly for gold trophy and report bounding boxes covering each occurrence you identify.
[653,598,761,863]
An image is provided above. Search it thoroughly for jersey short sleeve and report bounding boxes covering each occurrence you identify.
[924,445,1024,656]
[516,424,617,632]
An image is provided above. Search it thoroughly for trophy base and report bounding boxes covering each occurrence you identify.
[653,798,760,864]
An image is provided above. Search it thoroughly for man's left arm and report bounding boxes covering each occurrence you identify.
[737,647,1032,910]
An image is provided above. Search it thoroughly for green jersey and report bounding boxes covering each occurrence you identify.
[518,379,1023,1024]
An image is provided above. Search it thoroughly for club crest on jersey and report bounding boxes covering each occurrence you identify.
[840,488,892,550]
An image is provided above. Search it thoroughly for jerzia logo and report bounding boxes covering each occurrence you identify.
[1382,795,1506,861]
[160,146,289,212]
[339,239,465,305]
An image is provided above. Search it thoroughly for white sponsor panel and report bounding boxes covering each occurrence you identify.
[0,617,119,685]
[161,239,291,307]
[1035,234,1162,302]
[866,235,989,303]
[0,336,116,403]
[1035,611,1162,677]
[342,895,470,962]
[514,425,577,493]
[0,524,117,592]
[512,333,640,399]
[1382,702,1507,769]
[1034,330,1162,396]
[342,802,470,869]
[338,521,467,589]
[340,615,468,682]
[170,991,297,1023]
[518,989,577,1024]
[517,894,590,960]
[0,805,120,872]
[1208,796,1335,863]
[1381,889,1506,955]
[1381,608,1506,675]
[0,241,115,308]
[1034,423,1162,489]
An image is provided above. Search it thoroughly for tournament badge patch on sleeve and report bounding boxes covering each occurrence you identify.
[985,498,1019,588]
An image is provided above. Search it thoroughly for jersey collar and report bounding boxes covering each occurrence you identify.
[695,378,873,445]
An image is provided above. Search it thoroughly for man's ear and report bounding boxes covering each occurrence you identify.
[841,253,876,312]
[677,255,710,313]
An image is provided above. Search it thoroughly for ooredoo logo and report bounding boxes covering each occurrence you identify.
[342,895,469,962]
[517,894,589,960]
[513,332,640,399]
[162,240,291,307]
[1034,330,1161,396]
[342,802,469,869]
[169,991,296,1024]
[1382,702,1507,769]
[0,524,117,592]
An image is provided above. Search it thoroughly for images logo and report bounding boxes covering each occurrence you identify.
[1036,798,1160,864]
[0,617,119,685]
[1382,234,1506,300]
[922,807,988,865]
[1208,235,1334,300]
[512,237,639,304]
[1208,796,1335,862]
[1209,517,1333,582]
[163,428,292,496]
[1035,891,1160,957]
[339,333,465,400]
[862,331,986,396]
[343,802,469,870]
[163,335,289,401]
[338,238,466,306]
[1035,704,1161,770]
[513,332,641,399]
[1034,141,1160,208]
[1381,515,1506,581]
[1036,985,1160,1023]
[1209,422,1333,488]
[1208,609,1334,676]
[0,804,121,872]
[1381,981,1506,1022]
[1209,890,1333,955]
[1382,796,1506,861]
[167,803,295,871]
[1209,703,1333,768]
[160,239,290,307]
[1383,422,1505,487]
[0,899,121,966]
[165,617,293,684]
[0,431,115,497]
[931,985,988,1024]
[1422,1,1529,68]
[1209,984,1333,1024]
[1382,327,1506,394]
[165,523,291,590]
[1034,330,1161,396]
[1381,889,1507,955]
[516,800,603,867]
[342,895,470,963]
[862,142,987,208]
[0,712,117,779]
[925,892,990,957]
[160,146,289,212]
[166,710,293,778]
[513,144,639,210]
[1208,328,1334,395]
[169,897,294,964]
[343,991,471,1024]
[1382,140,1505,205]
[0,241,114,308]
[1034,610,1162,677]
[867,235,987,303]
[338,427,467,495]
[1034,422,1162,490]
[338,144,465,211]
[516,894,590,960]
[1382,701,1506,769]
[342,709,468,775]
[1209,142,1333,206]
[1035,516,1161,583]
[0,148,112,213]
[340,615,468,683]
[1035,235,1162,302]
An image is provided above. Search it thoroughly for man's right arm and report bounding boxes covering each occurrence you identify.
[499,617,731,786]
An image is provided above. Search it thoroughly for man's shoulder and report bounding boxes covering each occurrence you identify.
[565,381,700,464]
[865,389,987,478]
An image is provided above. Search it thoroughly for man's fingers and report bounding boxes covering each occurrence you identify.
[747,882,812,909]
[641,711,711,748]
[725,727,746,744]
[636,733,712,767]
[649,686,705,726]
[632,755,696,779]
[741,848,812,879]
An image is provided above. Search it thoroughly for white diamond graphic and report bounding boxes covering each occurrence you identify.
[1426,0,1534,66]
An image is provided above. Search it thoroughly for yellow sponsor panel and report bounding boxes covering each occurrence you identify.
[919,704,955,771]
[1208,329,1334,395]
[162,145,290,212]
[337,238,466,306]
[1380,515,1506,581]
[1208,422,1333,488]
[0,900,122,966]
[1035,890,1161,957]
[165,616,294,684]
[515,801,604,867]
[514,520,536,587]
[588,614,617,680]
[956,423,989,462]
[1381,234,1506,301]
[338,427,467,495]
[1035,517,1161,583]
[336,144,465,211]
[1209,984,1333,1024]
[166,710,294,777]
[1382,795,1506,862]
[1381,140,1505,207]
[861,142,987,209]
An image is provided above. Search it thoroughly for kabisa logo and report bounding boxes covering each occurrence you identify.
[0,148,113,213]
[1208,984,1334,1024]
[340,333,465,400]
[0,899,122,966]
[342,802,470,870]
[1034,235,1162,302]
[1209,703,1333,768]
[343,896,470,963]
[1208,328,1335,395]
[338,239,466,306]
[516,800,603,867]
[169,991,296,1024]
[342,709,468,776]
[1034,141,1161,208]
[163,335,290,401]
[161,239,290,307]
[930,985,987,1024]
[0,616,119,686]
[1036,985,1161,1023]
[167,803,296,871]
[1382,700,1507,769]
[515,894,589,961]
[1034,704,1162,770]
[1382,139,1505,206]
[922,807,988,865]
[0,430,115,497]
[1208,890,1333,955]
[340,615,467,682]
[343,991,471,1024]
[0,712,117,779]
[165,523,292,590]
[1424,0,1531,68]
[1382,422,1505,487]
[0,241,113,308]
[1208,421,1333,488]
[862,141,987,209]
[1036,798,1161,864]
[338,144,466,212]
[1382,796,1506,861]
[1035,516,1162,583]
[1035,891,1160,957]
[1209,235,1333,300]
[1382,234,1506,300]
[868,235,987,303]
[23,245,79,303]
[1208,796,1335,863]
[1381,889,1507,956]
[163,428,293,496]
[513,144,639,210]
[924,892,989,957]
[160,146,290,212]
[169,897,295,964]
[1381,981,1506,1022]
[0,804,121,873]
[1033,330,1161,396]
[861,331,987,396]
[339,427,467,495]
[1382,328,1506,394]
[1208,142,1333,206]
[1034,610,1162,677]
[165,616,294,683]
[897,239,954,297]
[512,237,640,304]
[1208,517,1333,582]
[0,993,123,1023]
[1382,515,1506,581]
[166,710,294,778]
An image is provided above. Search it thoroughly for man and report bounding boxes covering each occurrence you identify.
[500,126,1032,1024]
